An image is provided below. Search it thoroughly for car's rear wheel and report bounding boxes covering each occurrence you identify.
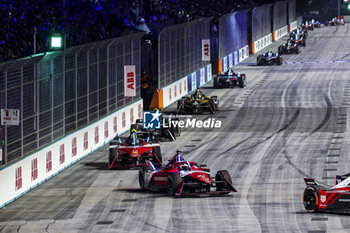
[167,173,182,196]
[213,76,218,88]
[303,186,320,213]
[139,167,148,190]
[216,170,232,194]
[277,57,282,65]
[295,46,300,54]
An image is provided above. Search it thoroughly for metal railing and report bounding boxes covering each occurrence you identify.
[0,32,144,164]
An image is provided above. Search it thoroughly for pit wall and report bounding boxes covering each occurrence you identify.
[273,25,289,41]
[251,34,273,54]
[288,21,298,32]
[219,45,249,73]
[0,99,143,208]
[161,64,212,108]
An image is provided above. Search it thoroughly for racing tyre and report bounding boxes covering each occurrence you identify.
[216,170,232,194]
[175,124,181,137]
[277,57,283,65]
[139,166,148,190]
[213,76,218,88]
[303,186,320,213]
[153,147,163,164]
[167,173,182,196]
[238,75,245,88]
[302,40,306,47]
[177,99,185,113]
[108,152,115,168]
[278,46,283,55]
[295,46,300,54]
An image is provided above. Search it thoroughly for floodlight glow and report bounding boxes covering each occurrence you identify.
[348,4,350,10]
[51,36,62,48]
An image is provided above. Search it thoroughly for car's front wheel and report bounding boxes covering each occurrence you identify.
[167,173,182,196]
[216,170,232,194]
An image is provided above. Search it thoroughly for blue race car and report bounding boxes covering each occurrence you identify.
[214,69,247,88]
[257,51,283,66]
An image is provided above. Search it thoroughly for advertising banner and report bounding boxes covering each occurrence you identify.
[202,39,210,61]
[1,109,20,126]
[124,65,136,96]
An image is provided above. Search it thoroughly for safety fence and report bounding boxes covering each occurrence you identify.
[0,32,144,164]
[158,18,211,89]
[251,5,273,53]
[273,1,289,41]
[218,10,250,74]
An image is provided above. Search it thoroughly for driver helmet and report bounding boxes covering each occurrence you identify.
[180,163,189,171]
[175,150,184,162]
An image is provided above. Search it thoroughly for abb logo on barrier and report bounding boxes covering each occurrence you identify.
[72,137,77,157]
[138,104,142,119]
[124,66,136,96]
[174,85,177,98]
[94,126,99,144]
[169,88,172,101]
[84,132,88,150]
[104,121,108,139]
[59,144,65,165]
[179,82,182,95]
[31,158,38,181]
[130,108,134,124]
[122,112,126,128]
[15,167,22,191]
[46,151,52,173]
[113,117,117,133]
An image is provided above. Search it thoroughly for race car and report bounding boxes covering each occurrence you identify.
[302,174,350,213]
[108,130,162,168]
[130,118,180,142]
[177,89,218,114]
[312,19,321,28]
[278,40,300,54]
[325,17,345,26]
[290,28,308,39]
[290,33,306,47]
[138,150,237,196]
[214,68,247,88]
[257,50,283,66]
[301,21,314,31]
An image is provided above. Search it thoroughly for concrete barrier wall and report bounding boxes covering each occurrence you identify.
[161,64,212,108]
[251,33,273,54]
[0,99,142,208]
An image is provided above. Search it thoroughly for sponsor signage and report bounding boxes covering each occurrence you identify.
[202,39,210,61]
[143,111,161,129]
[124,65,136,97]
[1,109,20,125]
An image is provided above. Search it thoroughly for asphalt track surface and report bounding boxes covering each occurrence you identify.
[1,25,350,233]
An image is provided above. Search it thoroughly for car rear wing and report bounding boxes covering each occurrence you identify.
[304,178,319,186]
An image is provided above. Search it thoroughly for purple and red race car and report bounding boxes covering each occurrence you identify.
[303,174,350,213]
[108,131,162,169]
[139,151,237,196]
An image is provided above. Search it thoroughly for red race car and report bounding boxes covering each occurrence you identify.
[139,151,237,196]
[303,174,350,213]
[108,130,162,169]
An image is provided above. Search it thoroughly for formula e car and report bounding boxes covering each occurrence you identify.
[290,28,308,39]
[257,51,283,66]
[130,118,180,142]
[325,17,345,26]
[301,21,314,31]
[108,131,162,168]
[214,69,247,88]
[278,41,300,54]
[139,151,237,196]
[177,89,218,114]
[312,20,321,28]
[303,174,350,213]
[290,34,306,47]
